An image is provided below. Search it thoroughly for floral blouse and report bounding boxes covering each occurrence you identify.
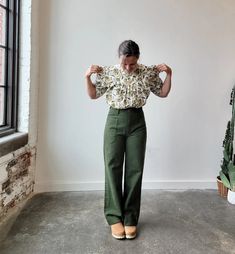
[95,64,163,109]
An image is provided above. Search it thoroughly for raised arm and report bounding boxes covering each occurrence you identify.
[155,64,172,98]
[85,65,103,99]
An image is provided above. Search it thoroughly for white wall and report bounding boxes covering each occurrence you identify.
[35,0,235,191]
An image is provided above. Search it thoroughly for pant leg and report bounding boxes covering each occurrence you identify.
[123,110,147,226]
[103,111,125,225]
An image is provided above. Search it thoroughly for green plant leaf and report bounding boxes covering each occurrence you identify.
[220,170,231,189]
[223,149,230,162]
[221,164,228,175]
[228,161,235,172]
[228,167,235,191]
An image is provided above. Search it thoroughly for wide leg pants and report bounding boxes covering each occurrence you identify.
[104,107,147,226]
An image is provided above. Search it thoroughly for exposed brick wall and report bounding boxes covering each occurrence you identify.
[0,146,36,220]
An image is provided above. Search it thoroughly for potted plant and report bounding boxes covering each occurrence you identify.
[217,85,235,197]
[220,161,235,204]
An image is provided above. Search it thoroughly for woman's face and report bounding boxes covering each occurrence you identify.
[119,55,139,73]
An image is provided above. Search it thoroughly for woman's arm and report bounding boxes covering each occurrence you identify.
[85,65,103,99]
[155,64,172,98]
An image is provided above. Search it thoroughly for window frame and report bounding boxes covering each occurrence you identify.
[0,0,20,138]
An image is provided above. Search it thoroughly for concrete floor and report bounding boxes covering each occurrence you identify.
[0,190,235,254]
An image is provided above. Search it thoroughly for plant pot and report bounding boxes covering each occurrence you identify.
[217,176,228,197]
[227,189,235,204]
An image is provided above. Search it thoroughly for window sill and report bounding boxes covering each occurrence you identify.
[0,133,28,157]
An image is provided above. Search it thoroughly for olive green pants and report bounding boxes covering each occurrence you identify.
[104,107,147,226]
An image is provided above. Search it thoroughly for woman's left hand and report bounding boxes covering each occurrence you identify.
[155,64,172,75]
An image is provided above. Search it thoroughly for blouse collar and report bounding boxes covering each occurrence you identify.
[117,64,140,76]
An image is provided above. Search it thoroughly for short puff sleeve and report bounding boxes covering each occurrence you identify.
[95,66,111,98]
[147,66,163,96]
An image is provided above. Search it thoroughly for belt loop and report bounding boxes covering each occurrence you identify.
[117,109,120,114]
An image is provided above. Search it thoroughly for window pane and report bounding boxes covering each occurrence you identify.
[0,48,5,85]
[0,87,4,125]
[0,6,6,45]
[0,1,6,6]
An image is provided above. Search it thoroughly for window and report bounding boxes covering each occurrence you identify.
[0,0,20,138]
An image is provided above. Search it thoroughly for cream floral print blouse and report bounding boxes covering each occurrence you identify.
[95,64,163,109]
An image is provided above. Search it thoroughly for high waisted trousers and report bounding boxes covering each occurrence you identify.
[104,107,147,226]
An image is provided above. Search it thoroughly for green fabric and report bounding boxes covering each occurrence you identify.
[104,107,147,226]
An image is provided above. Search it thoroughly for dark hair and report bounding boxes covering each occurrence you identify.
[118,40,140,58]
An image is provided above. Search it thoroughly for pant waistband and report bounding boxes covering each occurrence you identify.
[109,107,143,114]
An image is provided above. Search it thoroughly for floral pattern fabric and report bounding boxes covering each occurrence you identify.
[95,64,163,109]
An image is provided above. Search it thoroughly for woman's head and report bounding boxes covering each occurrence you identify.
[118,40,140,73]
[118,40,140,58]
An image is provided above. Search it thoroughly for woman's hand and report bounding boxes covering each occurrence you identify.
[155,64,172,75]
[85,65,103,99]
[85,65,103,78]
[154,63,172,98]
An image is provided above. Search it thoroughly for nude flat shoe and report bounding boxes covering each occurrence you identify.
[124,226,137,239]
[111,222,125,239]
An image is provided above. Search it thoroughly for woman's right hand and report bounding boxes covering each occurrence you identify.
[85,65,103,78]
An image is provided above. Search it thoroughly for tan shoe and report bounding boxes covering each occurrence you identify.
[124,226,137,239]
[111,222,125,239]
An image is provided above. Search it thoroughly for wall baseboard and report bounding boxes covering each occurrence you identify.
[34,180,217,193]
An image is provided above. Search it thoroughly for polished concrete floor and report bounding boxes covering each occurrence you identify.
[0,190,235,254]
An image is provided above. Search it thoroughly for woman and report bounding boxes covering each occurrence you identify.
[85,40,172,240]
